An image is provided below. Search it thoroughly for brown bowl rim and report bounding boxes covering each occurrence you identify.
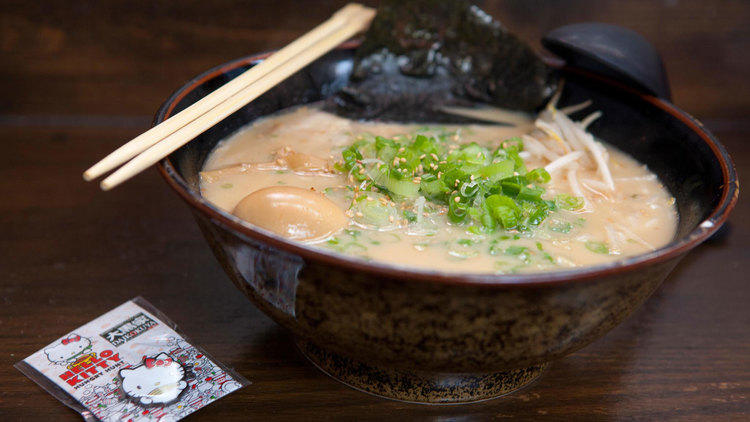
[156,44,738,288]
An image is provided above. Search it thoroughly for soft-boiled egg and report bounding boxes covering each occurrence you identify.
[232,186,347,242]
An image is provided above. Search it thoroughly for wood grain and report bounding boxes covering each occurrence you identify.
[1,1,748,119]
[0,1,748,420]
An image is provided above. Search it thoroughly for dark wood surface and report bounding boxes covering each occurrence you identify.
[1,1,748,420]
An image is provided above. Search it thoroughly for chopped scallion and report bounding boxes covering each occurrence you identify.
[585,240,610,254]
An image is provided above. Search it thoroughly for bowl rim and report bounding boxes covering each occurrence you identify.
[156,45,738,288]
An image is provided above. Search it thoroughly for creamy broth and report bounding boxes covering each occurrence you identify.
[201,106,677,273]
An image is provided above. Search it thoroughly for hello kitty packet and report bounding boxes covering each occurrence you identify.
[15,297,249,421]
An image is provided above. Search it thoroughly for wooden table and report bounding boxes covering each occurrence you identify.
[1,1,748,420]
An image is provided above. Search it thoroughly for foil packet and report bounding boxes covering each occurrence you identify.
[15,297,249,421]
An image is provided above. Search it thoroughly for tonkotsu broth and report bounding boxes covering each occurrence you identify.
[200,106,677,273]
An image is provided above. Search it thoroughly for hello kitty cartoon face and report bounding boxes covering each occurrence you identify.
[119,353,187,405]
[44,333,92,365]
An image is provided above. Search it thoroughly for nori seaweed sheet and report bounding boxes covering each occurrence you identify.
[328,0,558,122]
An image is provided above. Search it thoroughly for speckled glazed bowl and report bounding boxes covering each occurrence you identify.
[156,46,737,403]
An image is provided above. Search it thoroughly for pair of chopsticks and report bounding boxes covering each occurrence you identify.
[84,3,375,190]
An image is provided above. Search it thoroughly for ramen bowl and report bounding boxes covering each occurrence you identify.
[156,46,737,403]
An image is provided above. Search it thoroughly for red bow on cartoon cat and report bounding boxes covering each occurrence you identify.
[143,356,173,368]
[61,334,81,345]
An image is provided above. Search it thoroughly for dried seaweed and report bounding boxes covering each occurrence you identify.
[329,0,558,122]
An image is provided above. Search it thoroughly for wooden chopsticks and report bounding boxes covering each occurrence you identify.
[84,3,375,190]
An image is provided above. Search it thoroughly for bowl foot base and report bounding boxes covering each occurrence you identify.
[296,339,548,404]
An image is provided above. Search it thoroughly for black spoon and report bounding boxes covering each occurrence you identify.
[543,22,671,100]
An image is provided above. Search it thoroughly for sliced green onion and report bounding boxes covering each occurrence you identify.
[500,137,523,152]
[505,245,528,255]
[478,159,515,182]
[352,192,398,228]
[448,198,468,223]
[421,179,447,197]
[337,131,562,232]
[527,168,551,184]
[403,210,417,222]
[585,240,609,254]
[555,193,585,211]
[517,186,545,202]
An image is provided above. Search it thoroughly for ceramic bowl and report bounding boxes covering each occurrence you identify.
[156,46,737,403]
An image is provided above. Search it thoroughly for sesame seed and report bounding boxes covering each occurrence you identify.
[454,196,460,202]
[389,215,395,223]
[356,212,364,217]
